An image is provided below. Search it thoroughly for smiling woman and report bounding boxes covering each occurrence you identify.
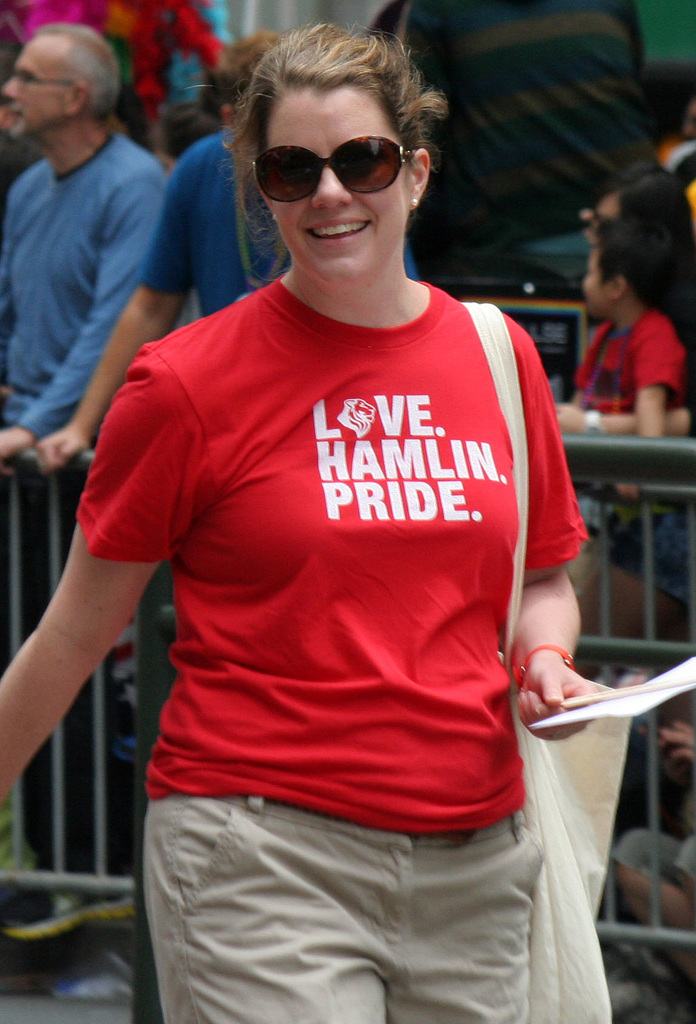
[253,85,431,321]
[231,24,447,325]
[0,21,596,1024]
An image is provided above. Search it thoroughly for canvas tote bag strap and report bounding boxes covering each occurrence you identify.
[466,303,620,1024]
[463,302,529,654]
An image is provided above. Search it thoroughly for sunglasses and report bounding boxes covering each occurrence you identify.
[253,136,411,203]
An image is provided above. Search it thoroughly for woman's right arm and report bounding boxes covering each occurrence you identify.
[0,525,158,803]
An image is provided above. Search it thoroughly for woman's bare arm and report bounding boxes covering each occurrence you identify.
[0,525,159,802]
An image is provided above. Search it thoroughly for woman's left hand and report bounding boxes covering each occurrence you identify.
[516,651,599,740]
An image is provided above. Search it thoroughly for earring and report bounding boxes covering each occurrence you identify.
[410,198,419,209]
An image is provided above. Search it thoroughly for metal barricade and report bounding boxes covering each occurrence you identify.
[566,436,696,957]
[0,450,133,900]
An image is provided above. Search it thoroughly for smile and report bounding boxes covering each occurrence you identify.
[309,221,367,238]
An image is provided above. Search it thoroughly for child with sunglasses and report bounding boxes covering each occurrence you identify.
[0,23,596,1024]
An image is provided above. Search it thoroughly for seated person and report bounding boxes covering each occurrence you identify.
[557,216,687,650]
[614,719,696,986]
[557,216,686,438]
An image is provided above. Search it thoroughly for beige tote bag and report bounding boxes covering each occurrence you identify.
[465,301,629,1024]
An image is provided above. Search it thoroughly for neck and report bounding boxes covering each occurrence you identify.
[40,121,109,175]
[282,267,429,328]
[609,295,647,333]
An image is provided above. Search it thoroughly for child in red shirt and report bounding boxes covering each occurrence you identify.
[557,216,686,437]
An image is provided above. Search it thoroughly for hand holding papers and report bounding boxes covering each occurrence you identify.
[530,656,696,731]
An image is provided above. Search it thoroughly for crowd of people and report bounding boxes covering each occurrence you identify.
[0,1,693,1018]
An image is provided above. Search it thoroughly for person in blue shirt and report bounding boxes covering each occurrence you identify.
[0,23,165,468]
[37,29,283,473]
[0,21,164,892]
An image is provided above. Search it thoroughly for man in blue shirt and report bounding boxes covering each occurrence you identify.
[0,23,164,907]
[0,23,165,469]
[36,29,283,473]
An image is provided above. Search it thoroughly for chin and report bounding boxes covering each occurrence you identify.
[303,256,376,285]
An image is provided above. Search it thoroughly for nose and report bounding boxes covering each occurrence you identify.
[2,77,18,101]
[311,164,352,206]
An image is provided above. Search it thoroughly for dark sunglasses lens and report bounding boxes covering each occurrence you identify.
[255,138,404,201]
[334,138,401,192]
[256,147,320,201]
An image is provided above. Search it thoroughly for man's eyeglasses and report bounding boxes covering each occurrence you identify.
[253,136,411,203]
[579,208,610,244]
[11,69,76,88]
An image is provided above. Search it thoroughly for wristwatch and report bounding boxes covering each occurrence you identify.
[583,410,604,434]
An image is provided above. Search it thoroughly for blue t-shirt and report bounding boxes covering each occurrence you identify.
[140,132,287,315]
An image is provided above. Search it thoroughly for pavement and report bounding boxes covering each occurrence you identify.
[0,917,135,1023]
[0,993,130,1023]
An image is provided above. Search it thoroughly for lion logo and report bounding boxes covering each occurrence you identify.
[337,398,376,438]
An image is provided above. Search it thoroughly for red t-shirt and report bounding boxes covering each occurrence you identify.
[78,281,585,831]
[575,308,686,413]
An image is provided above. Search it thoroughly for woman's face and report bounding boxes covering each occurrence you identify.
[260,85,429,305]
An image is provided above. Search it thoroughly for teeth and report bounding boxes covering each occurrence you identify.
[312,222,364,237]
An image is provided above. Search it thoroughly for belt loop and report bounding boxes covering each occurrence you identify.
[247,795,265,815]
[511,810,524,840]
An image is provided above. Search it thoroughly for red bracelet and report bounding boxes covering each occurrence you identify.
[514,644,576,688]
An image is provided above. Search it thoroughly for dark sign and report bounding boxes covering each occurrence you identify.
[481,297,587,402]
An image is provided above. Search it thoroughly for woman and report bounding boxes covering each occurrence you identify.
[0,24,595,1024]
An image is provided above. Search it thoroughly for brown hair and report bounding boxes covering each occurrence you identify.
[231,22,447,217]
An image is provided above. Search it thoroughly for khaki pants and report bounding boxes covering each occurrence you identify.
[144,794,541,1024]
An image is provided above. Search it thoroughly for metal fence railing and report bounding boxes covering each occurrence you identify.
[565,436,696,957]
[0,451,135,904]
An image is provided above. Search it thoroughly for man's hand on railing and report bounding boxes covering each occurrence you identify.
[0,425,35,474]
[36,422,91,475]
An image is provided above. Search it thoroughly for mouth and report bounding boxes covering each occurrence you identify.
[309,221,368,239]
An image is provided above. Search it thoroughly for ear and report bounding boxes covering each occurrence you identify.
[219,102,233,127]
[64,79,89,118]
[408,147,430,207]
[606,274,628,300]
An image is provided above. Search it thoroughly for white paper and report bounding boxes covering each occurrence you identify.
[530,656,696,730]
